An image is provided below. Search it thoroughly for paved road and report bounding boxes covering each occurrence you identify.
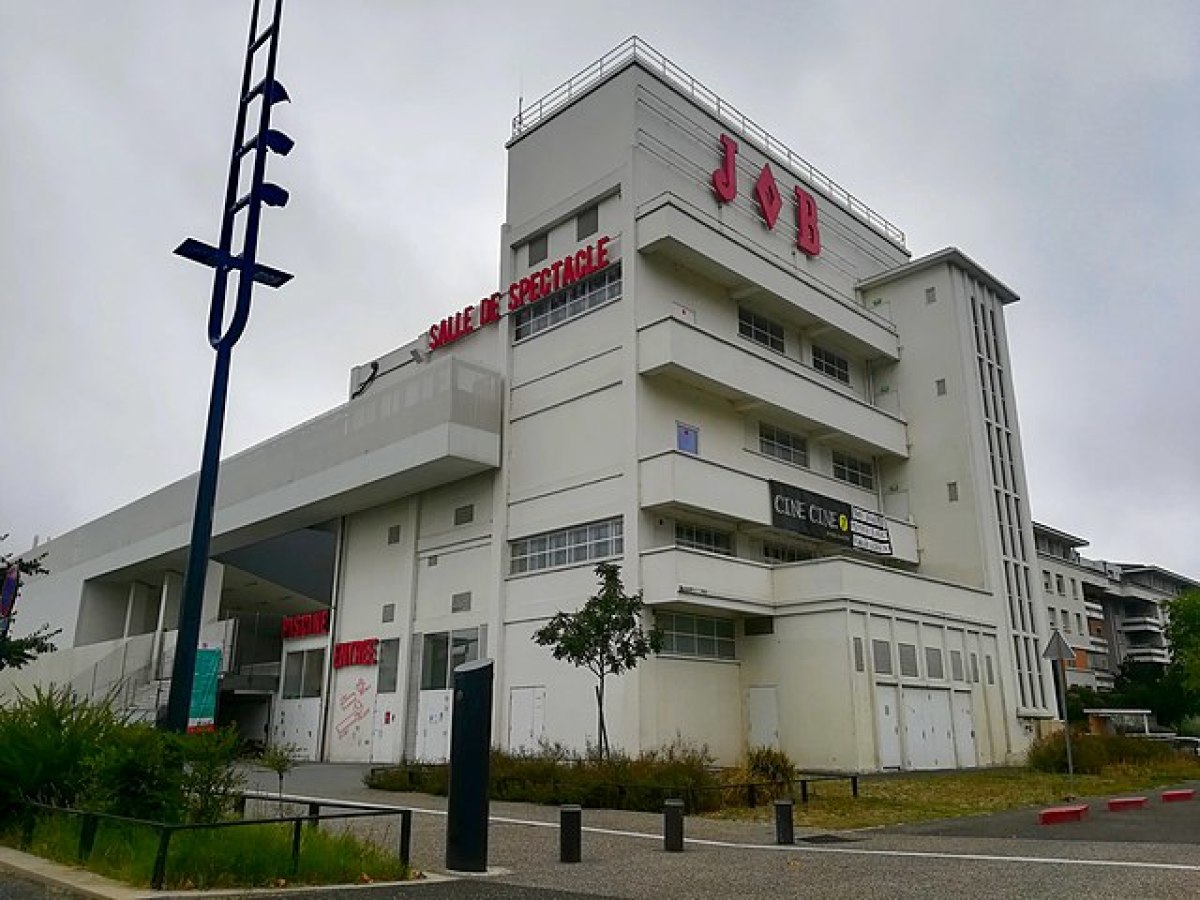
[233,764,1200,899]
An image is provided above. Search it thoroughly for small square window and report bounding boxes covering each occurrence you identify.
[387,524,401,545]
[925,287,937,304]
[935,378,947,396]
[428,555,438,567]
[676,422,699,455]
[947,482,959,502]
[454,504,475,526]
[576,204,599,240]
[950,649,965,681]
[527,234,548,266]
[451,591,472,613]
[744,617,775,636]
[381,603,395,624]
[872,639,893,675]
[925,647,945,680]
[898,643,919,677]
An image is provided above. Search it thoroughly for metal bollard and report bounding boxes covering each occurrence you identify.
[774,799,795,845]
[663,799,684,852]
[560,805,582,863]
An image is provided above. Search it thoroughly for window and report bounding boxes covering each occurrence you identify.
[576,204,599,240]
[427,555,438,567]
[676,422,699,455]
[454,504,474,526]
[451,591,472,613]
[510,517,623,574]
[675,523,733,556]
[759,423,808,467]
[421,629,479,690]
[832,450,875,490]
[926,647,945,680]
[658,612,735,659]
[853,637,865,672]
[925,287,937,304]
[1048,608,1057,627]
[1075,613,1083,633]
[762,542,809,564]
[985,654,995,685]
[527,233,548,266]
[513,263,621,341]
[382,603,395,624]
[898,643,919,677]
[947,482,959,502]
[377,638,400,694]
[935,378,947,396]
[387,524,401,545]
[744,616,775,636]
[1062,610,1071,633]
[282,648,325,699]
[872,639,893,675]
[950,649,965,681]
[812,345,850,384]
[1055,574,1065,595]
[970,652,980,683]
[1071,578,1078,598]
[1043,570,1052,591]
[737,308,785,353]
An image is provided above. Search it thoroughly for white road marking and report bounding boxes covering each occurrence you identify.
[259,791,1200,873]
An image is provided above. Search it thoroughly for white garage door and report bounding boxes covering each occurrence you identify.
[951,691,978,768]
[902,688,955,770]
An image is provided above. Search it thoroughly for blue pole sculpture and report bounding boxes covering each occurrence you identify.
[165,0,294,732]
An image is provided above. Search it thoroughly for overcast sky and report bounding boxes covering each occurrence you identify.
[2,1,1197,578]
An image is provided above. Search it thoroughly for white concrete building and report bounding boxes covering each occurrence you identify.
[6,38,1074,772]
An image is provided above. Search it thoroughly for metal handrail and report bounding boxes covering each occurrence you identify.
[511,36,905,247]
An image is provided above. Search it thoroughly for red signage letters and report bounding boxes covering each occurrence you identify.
[712,133,821,257]
[281,610,330,640]
[426,236,612,352]
[333,638,378,669]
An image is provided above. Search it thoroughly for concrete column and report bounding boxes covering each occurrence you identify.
[151,572,182,679]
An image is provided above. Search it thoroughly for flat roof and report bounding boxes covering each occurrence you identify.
[857,247,1020,305]
[1032,521,1089,548]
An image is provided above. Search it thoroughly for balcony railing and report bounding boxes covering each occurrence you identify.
[511,37,905,247]
[1120,616,1164,633]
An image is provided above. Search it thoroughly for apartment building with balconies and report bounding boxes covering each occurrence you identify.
[6,39,1064,772]
[1034,522,1197,692]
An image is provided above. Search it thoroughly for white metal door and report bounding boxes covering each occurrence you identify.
[874,685,902,769]
[370,695,404,764]
[951,691,977,768]
[904,689,955,770]
[508,686,546,754]
[415,689,452,762]
[747,686,780,749]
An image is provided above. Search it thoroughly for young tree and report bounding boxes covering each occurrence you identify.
[0,534,59,671]
[1167,590,1200,695]
[533,562,663,759]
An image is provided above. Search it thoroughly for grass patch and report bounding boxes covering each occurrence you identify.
[3,811,410,889]
[708,759,1200,830]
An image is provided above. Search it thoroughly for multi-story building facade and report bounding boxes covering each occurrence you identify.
[5,39,1072,772]
[1034,522,1197,691]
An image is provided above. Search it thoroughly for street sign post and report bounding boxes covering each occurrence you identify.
[1043,629,1076,795]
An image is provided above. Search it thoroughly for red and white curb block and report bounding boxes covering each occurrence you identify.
[1038,804,1088,825]
[1106,797,1148,812]
[1161,789,1196,803]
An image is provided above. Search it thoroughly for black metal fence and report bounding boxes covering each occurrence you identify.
[19,793,413,891]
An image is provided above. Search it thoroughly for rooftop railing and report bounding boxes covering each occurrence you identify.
[512,36,906,247]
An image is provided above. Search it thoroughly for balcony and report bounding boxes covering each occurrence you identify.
[638,317,908,458]
[1124,646,1170,665]
[639,452,919,564]
[1120,616,1164,634]
[641,546,775,614]
[1085,600,1104,619]
[1089,634,1109,652]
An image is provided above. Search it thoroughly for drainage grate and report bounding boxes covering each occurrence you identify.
[800,834,862,845]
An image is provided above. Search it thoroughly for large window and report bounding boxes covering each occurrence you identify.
[832,450,875,490]
[675,523,733,556]
[420,629,479,690]
[510,517,623,574]
[513,263,621,341]
[377,638,400,694]
[759,422,808,467]
[658,612,735,660]
[738,308,785,353]
[812,345,850,384]
[281,648,325,700]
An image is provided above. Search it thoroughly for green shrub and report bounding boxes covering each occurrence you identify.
[1178,715,1200,738]
[82,723,185,821]
[178,727,245,823]
[0,686,120,813]
[1026,729,1183,774]
[366,738,720,813]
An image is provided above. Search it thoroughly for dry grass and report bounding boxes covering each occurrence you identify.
[708,760,1200,830]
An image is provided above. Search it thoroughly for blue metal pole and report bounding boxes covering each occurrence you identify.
[165,344,233,732]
